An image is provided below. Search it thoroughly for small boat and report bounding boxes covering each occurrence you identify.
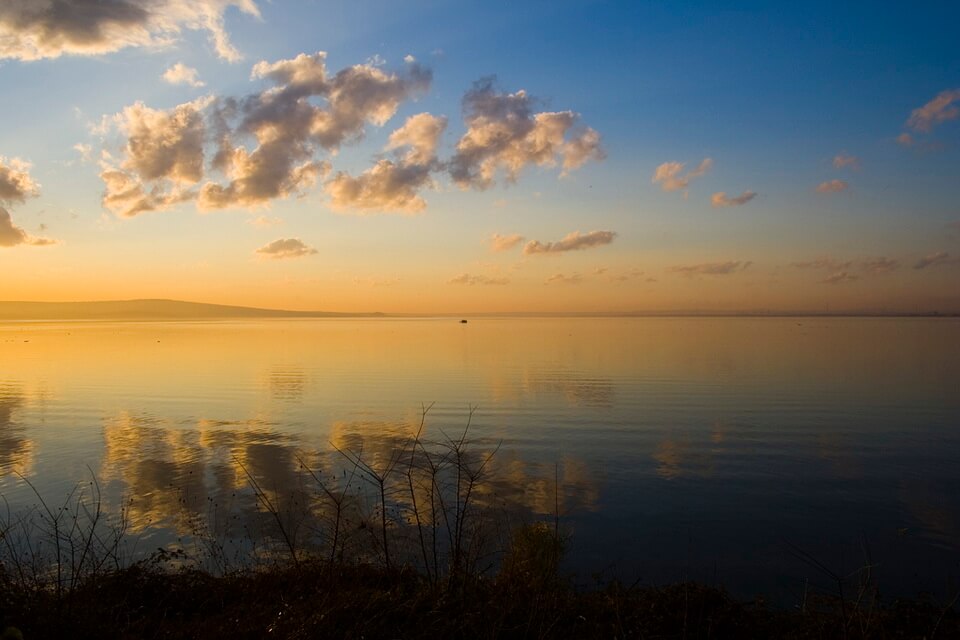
[460,319,468,324]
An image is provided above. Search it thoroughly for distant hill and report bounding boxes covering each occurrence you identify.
[0,299,384,321]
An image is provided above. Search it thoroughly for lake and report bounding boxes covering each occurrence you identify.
[1,317,958,603]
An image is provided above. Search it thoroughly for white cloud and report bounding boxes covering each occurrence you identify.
[448,77,603,190]
[162,62,205,88]
[710,190,756,208]
[255,237,317,259]
[523,230,616,255]
[0,0,260,62]
[652,158,712,193]
[489,233,525,252]
[816,179,848,194]
[0,156,40,203]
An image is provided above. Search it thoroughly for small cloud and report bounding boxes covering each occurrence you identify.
[860,256,900,274]
[523,230,616,255]
[669,260,751,276]
[366,54,387,67]
[592,267,608,275]
[73,143,93,163]
[248,215,282,227]
[896,132,914,147]
[816,179,849,194]
[403,54,416,63]
[162,63,206,88]
[545,273,582,285]
[913,251,959,270]
[652,158,712,193]
[489,233,525,252]
[821,271,858,285]
[711,190,756,208]
[906,89,960,133]
[255,238,318,260]
[448,273,509,285]
[833,153,860,170]
[791,258,853,270]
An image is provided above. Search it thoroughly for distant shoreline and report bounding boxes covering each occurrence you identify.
[0,299,957,321]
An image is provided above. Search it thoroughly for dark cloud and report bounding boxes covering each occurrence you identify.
[820,271,858,285]
[0,0,260,62]
[447,273,509,285]
[913,251,959,270]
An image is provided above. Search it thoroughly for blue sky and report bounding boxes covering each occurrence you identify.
[0,0,958,312]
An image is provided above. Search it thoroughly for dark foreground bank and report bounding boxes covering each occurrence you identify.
[2,559,958,640]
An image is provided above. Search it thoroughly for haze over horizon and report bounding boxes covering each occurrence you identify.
[2,1,959,314]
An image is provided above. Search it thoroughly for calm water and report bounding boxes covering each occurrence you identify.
[2,317,959,601]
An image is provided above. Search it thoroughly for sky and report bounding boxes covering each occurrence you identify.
[1,0,959,314]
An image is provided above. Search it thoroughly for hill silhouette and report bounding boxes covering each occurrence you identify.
[0,299,383,321]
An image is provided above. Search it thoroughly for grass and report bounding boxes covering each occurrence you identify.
[1,408,958,638]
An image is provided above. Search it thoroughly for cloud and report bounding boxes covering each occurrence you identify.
[669,260,751,276]
[324,113,446,214]
[860,256,900,274]
[447,273,509,285]
[820,271,858,285]
[489,233,525,252]
[710,190,756,208]
[833,153,860,170]
[0,159,56,248]
[200,52,431,210]
[448,77,603,190]
[913,251,960,270]
[896,132,914,147]
[0,156,40,203]
[99,97,210,217]
[162,62,205,87]
[545,273,582,285]
[816,179,849,194]
[0,0,260,62]
[651,158,712,193]
[523,230,616,255]
[906,89,960,133]
[791,258,853,270]
[254,238,317,259]
[98,53,432,214]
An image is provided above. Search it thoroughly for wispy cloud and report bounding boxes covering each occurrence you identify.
[711,190,756,208]
[523,230,616,255]
[821,271,858,285]
[669,260,751,276]
[447,273,509,285]
[906,89,960,133]
[545,273,583,285]
[651,158,712,193]
[162,63,205,88]
[896,132,914,147]
[791,258,854,270]
[255,238,317,260]
[860,256,900,274]
[833,153,860,170]
[448,77,603,190]
[0,0,260,62]
[913,251,959,270]
[490,233,525,252]
[816,179,849,194]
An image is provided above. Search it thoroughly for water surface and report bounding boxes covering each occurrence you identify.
[2,317,958,602]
